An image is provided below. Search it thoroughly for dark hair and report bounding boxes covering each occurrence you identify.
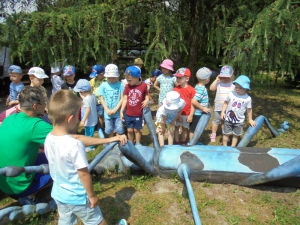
[19,86,43,109]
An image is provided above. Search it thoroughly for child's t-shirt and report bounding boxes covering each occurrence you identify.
[44,134,89,205]
[9,82,24,101]
[51,75,64,94]
[214,82,235,111]
[98,81,124,119]
[90,78,106,105]
[224,91,252,124]
[123,82,148,116]
[173,85,196,116]
[193,85,209,116]
[82,95,98,126]
[144,78,152,91]
[156,103,185,124]
[157,75,176,103]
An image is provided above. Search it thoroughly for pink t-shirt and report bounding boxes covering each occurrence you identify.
[123,82,148,116]
[173,85,196,116]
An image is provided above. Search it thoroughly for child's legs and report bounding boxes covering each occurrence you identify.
[124,115,136,143]
[212,111,222,133]
[127,127,135,143]
[156,125,165,146]
[133,115,143,144]
[167,125,175,145]
[223,121,233,146]
[96,105,104,129]
[231,135,239,147]
[179,116,190,143]
[174,126,180,143]
[189,115,201,141]
[134,129,142,144]
[222,134,229,146]
[55,200,104,225]
[231,123,243,147]
[85,126,96,149]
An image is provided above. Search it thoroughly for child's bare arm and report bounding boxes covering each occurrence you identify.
[247,108,256,127]
[120,94,127,121]
[112,94,124,115]
[210,76,220,91]
[153,80,160,91]
[191,98,210,113]
[7,100,19,106]
[187,105,194,123]
[142,94,149,108]
[100,95,111,115]
[220,101,229,119]
[80,107,90,126]
[77,167,98,208]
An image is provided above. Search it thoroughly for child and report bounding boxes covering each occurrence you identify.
[120,66,149,146]
[173,67,196,145]
[45,89,128,225]
[89,64,106,129]
[6,65,24,107]
[99,64,124,137]
[50,62,64,94]
[153,59,177,107]
[133,57,144,70]
[144,69,162,104]
[209,65,235,142]
[74,79,98,151]
[155,91,185,146]
[189,67,212,140]
[221,75,256,147]
[61,65,78,91]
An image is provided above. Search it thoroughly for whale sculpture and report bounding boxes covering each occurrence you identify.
[0,107,294,224]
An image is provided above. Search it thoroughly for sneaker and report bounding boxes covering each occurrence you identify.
[117,219,127,225]
[210,133,216,142]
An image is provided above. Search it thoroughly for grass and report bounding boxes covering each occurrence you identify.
[1,78,300,224]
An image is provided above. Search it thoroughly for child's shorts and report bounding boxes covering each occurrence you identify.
[223,121,243,136]
[212,111,222,125]
[175,115,190,129]
[104,118,124,135]
[84,126,96,137]
[155,122,175,133]
[125,115,143,130]
[189,115,202,133]
[96,104,104,116]
[55,199,103,225]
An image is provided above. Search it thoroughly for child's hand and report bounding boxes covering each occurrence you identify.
[160,125,166,135]
[216,75,221,82]
[88,195,99,208]
[120,112,125,121]
[176,116,182,123]
[249,120,257,127]
[142,99,149,108]
[79,120,85,127]
[6,97,10,106]
[220,112,225,120]
[203,107,211,114]
[187,115,193,123]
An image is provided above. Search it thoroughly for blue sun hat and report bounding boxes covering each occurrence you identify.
[233,75,251,90]
[74,79,91,92]
[90,64,105,78]
[124,66,141,78]
[151,69,162,77]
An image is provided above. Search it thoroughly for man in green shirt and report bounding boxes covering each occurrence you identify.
[0,86,127,205]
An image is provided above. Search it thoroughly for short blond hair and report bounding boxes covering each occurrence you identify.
[48,90,82,125]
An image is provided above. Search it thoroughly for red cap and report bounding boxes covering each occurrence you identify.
[174,67,191,77]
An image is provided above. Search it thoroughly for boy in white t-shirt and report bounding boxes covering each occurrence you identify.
[155,91,185,146]
[44,90,128,225]
[221,75,256,147]
[74,79,98,151]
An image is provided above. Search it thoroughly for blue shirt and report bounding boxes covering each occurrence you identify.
[98,81,124,119]
[9,82,24,101]
[193,85,209,116]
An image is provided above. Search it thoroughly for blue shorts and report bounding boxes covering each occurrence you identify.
[125,115,143,130]
[96,104,104,116]
[10,153,52,198]
[104,118,124,135]
[55,199,103,225]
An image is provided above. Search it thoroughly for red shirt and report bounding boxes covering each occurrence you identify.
[123,82,148,116]
[173,85,196,115]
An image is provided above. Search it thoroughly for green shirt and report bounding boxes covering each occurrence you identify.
[90,78,106,105]
[0,112,52,195]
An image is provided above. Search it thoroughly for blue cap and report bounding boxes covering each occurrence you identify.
[151,69,162,77]
[233,75,250,90]
[89,64,105,78]
[73,79,91,92]
[8,65,22,74]
[63,65,75,76]
[124,66,141,78]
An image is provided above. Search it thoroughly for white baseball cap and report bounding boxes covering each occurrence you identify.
[28,67,49,79]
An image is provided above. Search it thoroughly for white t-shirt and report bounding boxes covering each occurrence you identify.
[82,94,98,127]
[156,103,185,125]
[224,91,252,124]
[44,134,89,204]
[51,75,64,94]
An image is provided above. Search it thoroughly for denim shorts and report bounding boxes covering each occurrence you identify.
[125,115,143,130]
[212,111,222,125]
[104,117,124,134]
[223,120,243,136]
[175,115,190,129]
[96,104,104,116]
[55,199,103,225]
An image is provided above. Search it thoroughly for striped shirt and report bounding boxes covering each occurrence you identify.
[213,82,235,111]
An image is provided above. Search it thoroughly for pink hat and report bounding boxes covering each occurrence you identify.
[160,59,174,71]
